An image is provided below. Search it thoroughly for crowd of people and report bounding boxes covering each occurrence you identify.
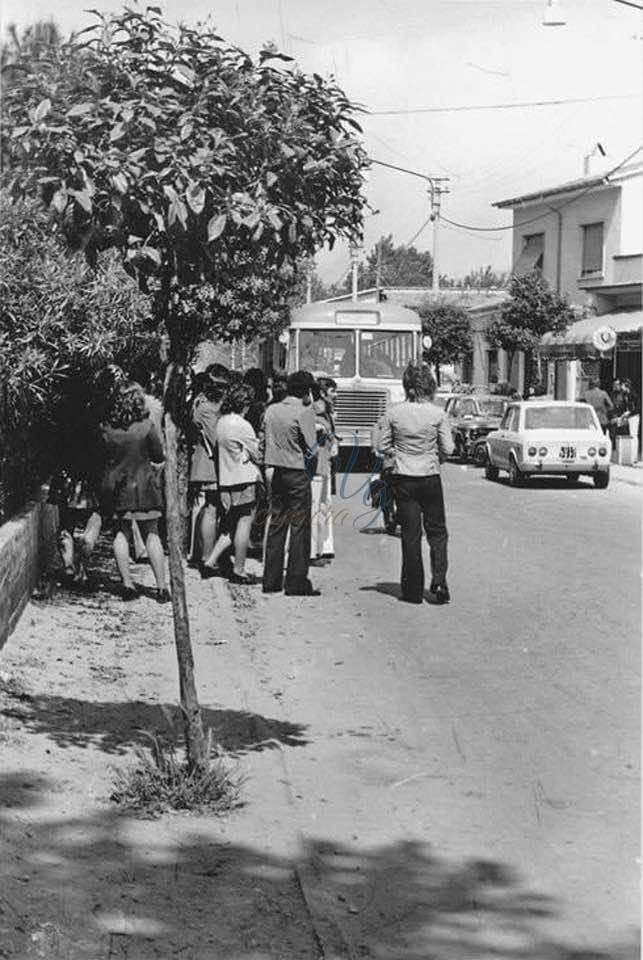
[582,377,640,444]
[51,363,340,601]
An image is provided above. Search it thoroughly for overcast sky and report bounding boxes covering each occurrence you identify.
[2,0,641,284]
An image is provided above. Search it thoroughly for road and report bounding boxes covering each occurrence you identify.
[245,463,641,958]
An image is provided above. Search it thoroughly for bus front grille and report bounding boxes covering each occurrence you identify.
[335,389,389,430]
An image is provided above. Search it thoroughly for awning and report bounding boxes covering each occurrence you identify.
[513,234,544,275]
[540,310,643,359]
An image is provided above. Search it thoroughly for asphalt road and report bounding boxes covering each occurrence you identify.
[253,462,641,958]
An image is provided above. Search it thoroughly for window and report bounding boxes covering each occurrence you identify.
[514,233,544,275]
[500,407,515,430]
[524,406,596,430]
[358,330,414,379]
[478,398,508,418]
[459,399,477,417]
[299,329,355,377]
[581,222,604,276]
[487,349,499,384]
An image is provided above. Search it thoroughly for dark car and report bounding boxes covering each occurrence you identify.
[445,394,509,461]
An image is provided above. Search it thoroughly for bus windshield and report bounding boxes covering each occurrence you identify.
[358,330,414,379]
[299,329,355,377]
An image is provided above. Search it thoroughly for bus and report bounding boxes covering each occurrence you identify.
[284,300,422,449]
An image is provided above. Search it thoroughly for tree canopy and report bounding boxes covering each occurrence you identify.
[486,271,574,359]
[417,300,472,376]
[2,5,369,353]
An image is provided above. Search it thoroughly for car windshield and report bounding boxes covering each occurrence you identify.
[358,331,414,379]
[299,329,355,377]
[477,399,508,417]
[524,406,596,430]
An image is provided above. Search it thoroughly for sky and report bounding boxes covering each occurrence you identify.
[2,0,641,285]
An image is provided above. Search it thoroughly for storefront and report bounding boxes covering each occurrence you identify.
[540,310,642,398]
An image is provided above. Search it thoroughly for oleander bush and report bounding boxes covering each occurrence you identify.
[0,191,158,521]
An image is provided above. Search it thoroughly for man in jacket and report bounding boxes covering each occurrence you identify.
[262,371,320,596]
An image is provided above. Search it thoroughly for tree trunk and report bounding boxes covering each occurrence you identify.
[163,399,208,773]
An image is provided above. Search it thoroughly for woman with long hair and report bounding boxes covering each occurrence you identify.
[378,363,454,605]
[99,379,170,602]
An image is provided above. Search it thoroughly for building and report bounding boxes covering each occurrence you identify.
[493,160,642,402]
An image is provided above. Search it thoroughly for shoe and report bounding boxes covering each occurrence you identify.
[400,594,423,604]
[262,585,282,594]
[309,558,328,568]
[321,553,335,560]
[285,585,321,597]
[426,584,450,605]
[200,563,224,580]
[121,586,139,601]
[229,572,253,585]
[156,588,171,604]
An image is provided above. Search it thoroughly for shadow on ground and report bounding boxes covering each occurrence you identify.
[1,772,637,960]
[0,686,309,756]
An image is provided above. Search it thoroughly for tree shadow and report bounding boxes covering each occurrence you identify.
[0,772,637,960]
[0,687,309,756]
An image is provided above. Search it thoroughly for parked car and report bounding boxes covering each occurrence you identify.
[484,401,611,488]
[445,394,509,461]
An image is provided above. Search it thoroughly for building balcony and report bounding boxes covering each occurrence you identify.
[613,253,642,285]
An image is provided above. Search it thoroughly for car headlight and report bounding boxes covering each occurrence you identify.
[527,446,537,457]
[538,447,548,456]
[598,447,607,457]
[588,446,597,456]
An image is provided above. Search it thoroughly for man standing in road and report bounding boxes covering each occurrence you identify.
[262,371,320,597]
[583,378,613,433]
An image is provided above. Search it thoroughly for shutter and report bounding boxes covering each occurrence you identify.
[582,223,603,275]
[513,234,544,275]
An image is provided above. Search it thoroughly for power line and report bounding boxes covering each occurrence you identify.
[367,93,639,117]
[439,144,643,233]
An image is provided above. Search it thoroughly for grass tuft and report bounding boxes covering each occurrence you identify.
[111,731,244,817]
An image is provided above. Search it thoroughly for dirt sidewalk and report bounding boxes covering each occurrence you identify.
[0,543,322,960]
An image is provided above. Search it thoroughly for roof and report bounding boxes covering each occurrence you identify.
[540,309,643,358]
[493,161,643,210]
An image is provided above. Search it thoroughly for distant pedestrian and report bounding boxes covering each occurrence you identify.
[378,363,454,605]
[99,380,170,603]
[309,381,334,567]
[583,378,613,433]
[262,371,319,596]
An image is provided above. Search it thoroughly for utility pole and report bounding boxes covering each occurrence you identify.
[375,239,382,300]
[350,244,361,302]
[305,258,314,304]
[429,179,449,293]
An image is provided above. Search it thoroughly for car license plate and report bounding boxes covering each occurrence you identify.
[559,445,576,460]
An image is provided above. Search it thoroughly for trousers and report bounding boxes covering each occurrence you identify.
[394,474,448,602]
[263,467,312,593]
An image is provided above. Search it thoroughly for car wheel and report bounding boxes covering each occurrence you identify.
[473,444,487,467]
[485,461,499,482]
[508,456,523,486]
[593,470,610,489]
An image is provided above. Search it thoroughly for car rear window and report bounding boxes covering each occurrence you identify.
[524,406,596,430]
[478,399,507,417]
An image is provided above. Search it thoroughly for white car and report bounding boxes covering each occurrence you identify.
[484,401,611,488]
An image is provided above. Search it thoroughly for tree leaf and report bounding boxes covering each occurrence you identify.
[180,122,193,141]
[186,184,205,215]
[266,171,278,188]
[111,173,128,194]
[141,246,161,266]
[109,122,126,142]
[207,214,226,241]
[51,188,68,214]
[69,189,92,213]
[67,103,94,117]
[34,99,51,122]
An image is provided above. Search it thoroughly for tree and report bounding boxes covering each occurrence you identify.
[417,300,472,384]
[461,265,507,290]
[2,7,368,771]
[486,272,574,385]
[335,234,434,294]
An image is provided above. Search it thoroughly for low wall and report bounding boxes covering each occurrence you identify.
[0,487,58,650]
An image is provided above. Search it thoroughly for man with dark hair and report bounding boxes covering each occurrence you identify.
[262,371,320,596]
[583,377,613,433]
